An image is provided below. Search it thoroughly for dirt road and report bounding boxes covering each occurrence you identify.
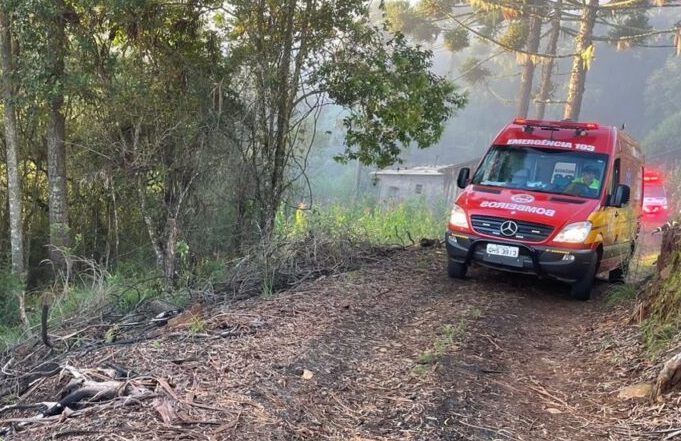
[4,239,674,441]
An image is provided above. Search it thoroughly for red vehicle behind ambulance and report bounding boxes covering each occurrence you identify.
[446,119,644,300]
[642,170,668,220]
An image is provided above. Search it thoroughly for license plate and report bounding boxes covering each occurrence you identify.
[486,244,519,258]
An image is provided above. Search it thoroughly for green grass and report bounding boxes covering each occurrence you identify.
[417,351,436,365]
[628,251,659,282]
[604,283,640,308]
[468,306,483,319]
[0,197,451,351]
[277,197,447,246]
[641,319,678,355]
[0,325,26,352]
[413,320,468,376]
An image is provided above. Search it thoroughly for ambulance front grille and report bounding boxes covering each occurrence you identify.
[470,215,554,242]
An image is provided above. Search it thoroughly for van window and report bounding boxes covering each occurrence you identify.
[471,145,608,199]
[611,159,621,196]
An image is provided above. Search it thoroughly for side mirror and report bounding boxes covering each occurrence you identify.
[609,183,630,207]
[457,167,471,189]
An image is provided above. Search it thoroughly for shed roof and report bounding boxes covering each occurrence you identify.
[372,165,455,176]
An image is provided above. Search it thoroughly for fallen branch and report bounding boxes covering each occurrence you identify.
[43,379,126,416]
[0,362,153,431]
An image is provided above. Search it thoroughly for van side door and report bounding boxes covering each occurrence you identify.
[603,158,638,267]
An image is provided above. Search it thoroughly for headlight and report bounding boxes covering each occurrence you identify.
[449,204,469,229]
[554,221,592,243]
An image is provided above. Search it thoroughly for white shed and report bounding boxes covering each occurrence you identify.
[372,160,480,208]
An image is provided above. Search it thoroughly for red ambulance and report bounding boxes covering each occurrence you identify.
[642,170,668,220]
[446,119,644,300]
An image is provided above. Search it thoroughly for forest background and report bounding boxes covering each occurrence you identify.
[1,0,681,346]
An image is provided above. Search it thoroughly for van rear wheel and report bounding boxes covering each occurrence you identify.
[608,266,625,284]
[447,260,468,279]
[608,242,635,283]
[571,253,598,301]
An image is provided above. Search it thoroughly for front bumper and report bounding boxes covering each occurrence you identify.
[643,205,666,215]
[445,231,597,283]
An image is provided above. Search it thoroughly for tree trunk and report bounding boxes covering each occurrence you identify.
[137,174,165,274]
[563,0,598,121]
[536,0,562,119]
[264,0,298,239]
[163,217,178,282]
[247,0,311,241]
[1,5,29,328]
[516,5,542,118]
[655,352,681,399]
[0,7,24,278]
[47,0,71,273]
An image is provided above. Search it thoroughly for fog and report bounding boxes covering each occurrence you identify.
[410,40,673,167]
[305,12,681,206]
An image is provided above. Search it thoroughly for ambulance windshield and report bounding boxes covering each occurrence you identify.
[644,184,666,198]
[471,145,608,199]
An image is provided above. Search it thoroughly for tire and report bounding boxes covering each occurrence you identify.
[571,252,598,301]
[447,260,468,279]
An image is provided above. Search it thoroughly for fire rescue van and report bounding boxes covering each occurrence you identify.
[642,170,668,219]
[446,118,644,300]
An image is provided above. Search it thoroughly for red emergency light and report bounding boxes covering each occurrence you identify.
[644,170,663,183]
[512,118,600,131]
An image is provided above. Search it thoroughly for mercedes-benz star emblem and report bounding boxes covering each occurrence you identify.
[500,220,519,237]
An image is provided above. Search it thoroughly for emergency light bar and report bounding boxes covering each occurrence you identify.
[513,118,600,131]
[644,170,663,182]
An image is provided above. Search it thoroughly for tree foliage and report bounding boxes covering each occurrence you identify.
[386,0,681,120]
[317,32,466,168]
[0,0,463,288]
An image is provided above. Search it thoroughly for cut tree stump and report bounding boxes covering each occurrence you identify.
[654,352,681,399]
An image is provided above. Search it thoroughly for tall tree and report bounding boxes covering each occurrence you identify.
[563,0,598,120]
[385,0,554,116]
[517,1,544,118]
[388,0,679,121]
[45,0,70,274]
[13,0,73,275]
[0,2,29,326]
[0,4,23,278]
[535,0,562,119]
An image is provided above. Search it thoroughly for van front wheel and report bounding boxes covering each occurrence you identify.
[571,253,598,301]
[448,260,468,279]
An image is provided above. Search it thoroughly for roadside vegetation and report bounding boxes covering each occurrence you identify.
[605,167,681,358]
[0,198,447,351]
[637,222,681,355]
